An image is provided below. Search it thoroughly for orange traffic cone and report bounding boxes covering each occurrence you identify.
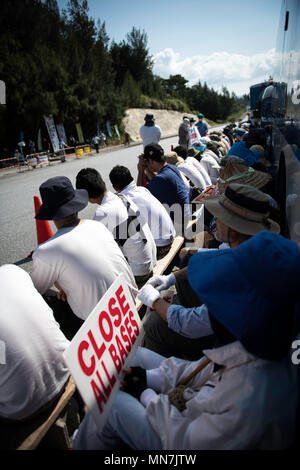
[34,195,53,245]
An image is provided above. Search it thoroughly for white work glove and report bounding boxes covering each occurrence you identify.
[138,284,161,308]
[146,273,176,292]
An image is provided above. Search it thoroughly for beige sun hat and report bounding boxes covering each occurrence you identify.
[250,145,271,168]
[217,156,272,194]
[165,151,184,166]
[203,183,280,235]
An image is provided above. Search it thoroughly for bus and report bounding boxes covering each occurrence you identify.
[270,0,300,248]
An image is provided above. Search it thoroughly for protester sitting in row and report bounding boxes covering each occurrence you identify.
[174,145,212,189]
[30,176,137,337]
[187,147,220,185]
[213,155,272,195]
[209,131,229,154]
[140,183,280,360]
[75,168,156,289]
[204,140,223,161]
[232,127,247,142]
[137,143,191,234]
[249,144,271,171]
[0,264,71,447]
[164,150,209,197]
[73,230,300,450]
[108,165,176,260]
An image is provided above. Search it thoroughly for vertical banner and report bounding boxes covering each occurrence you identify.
[64,274,143,432]
[56,123,68,144]
[37,129,43,152]
[114,125,121,141]
[44,115,60,152]
[106,121,112,137]
[0,80,5,105]
[76,123,84,143]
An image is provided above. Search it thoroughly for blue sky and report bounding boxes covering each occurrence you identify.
[57,0,283,96]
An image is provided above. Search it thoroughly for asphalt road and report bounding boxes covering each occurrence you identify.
[0,136,178,272]
[0,126,225,273]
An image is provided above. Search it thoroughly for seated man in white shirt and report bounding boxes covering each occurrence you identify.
[30,176,137,336]
[0,264,72,448]
[76,168,156,288]
[109,165,176,260]
[73,231,300,450]
[174,145,212,190]
[187,146,220,185]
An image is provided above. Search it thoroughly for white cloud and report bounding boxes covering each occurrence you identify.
[153,48,280,96]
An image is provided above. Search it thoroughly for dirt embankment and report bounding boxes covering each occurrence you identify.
[122,108,199,143]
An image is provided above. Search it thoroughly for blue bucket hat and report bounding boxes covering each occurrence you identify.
[188,231,300,361]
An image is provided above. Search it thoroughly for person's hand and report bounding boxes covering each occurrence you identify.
[57,289,67,302]
[121,367,147,399]
[179,247,190,261]
[145,273,176,292]
[138,284,161,308]
[137,154,147,171]
[179,247,197,261]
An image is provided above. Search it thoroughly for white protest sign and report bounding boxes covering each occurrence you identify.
[63,274,144,432]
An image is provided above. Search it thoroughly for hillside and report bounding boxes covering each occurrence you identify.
[122,108,199,143]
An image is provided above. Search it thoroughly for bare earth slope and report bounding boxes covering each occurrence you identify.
[122,108,198,143]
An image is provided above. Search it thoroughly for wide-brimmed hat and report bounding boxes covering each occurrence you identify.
[250,145,271,168]
[217,156,272,193]
[202,183,280,235]
[187,147,201,158]
[35,176,88,220]
[190,117,196,123]
[165,151,184,166]
[187,230,300,360]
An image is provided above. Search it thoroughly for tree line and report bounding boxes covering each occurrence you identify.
[0,0,248,154]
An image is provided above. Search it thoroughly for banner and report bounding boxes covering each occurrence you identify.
[44,115,60,152]
[76,123,84,143]
[56,123,68,144]
[63,274,143,432]
[114,125,121,140]
[106,121,112,138]
[37,129,43,152]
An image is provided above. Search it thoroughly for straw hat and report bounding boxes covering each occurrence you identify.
[165,151,184,166]
[250,145,271,168]
[217,156,271,194]
[202,183,280,235]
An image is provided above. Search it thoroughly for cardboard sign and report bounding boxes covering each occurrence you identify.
[63,274,144,432]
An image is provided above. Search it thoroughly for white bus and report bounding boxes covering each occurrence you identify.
[270,0,300,248]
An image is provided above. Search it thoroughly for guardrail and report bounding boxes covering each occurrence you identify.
[0,145,97,171]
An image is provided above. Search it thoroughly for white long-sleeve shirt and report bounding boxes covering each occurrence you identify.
[141,342,298,449]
